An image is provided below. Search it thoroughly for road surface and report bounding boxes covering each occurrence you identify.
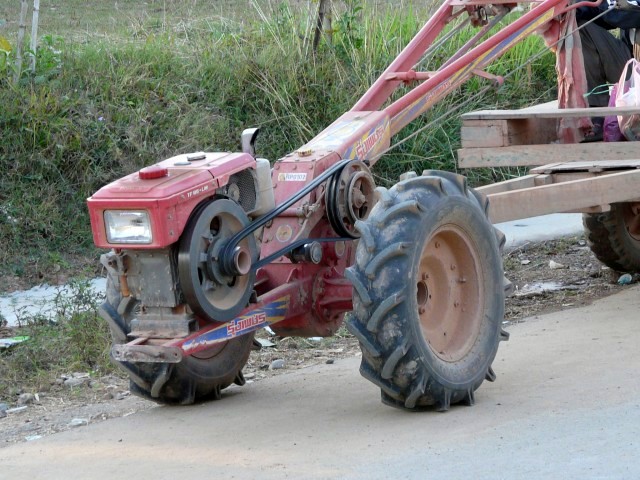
[1,285,638,479]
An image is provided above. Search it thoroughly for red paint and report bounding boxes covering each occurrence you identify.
[88,152,255,249]
[139,165,169,180]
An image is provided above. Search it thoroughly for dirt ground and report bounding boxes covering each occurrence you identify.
[0,234,635,447]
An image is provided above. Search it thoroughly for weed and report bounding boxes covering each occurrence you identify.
[0,279,114,401]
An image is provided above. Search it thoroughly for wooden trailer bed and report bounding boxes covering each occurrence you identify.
[458,102,640,224]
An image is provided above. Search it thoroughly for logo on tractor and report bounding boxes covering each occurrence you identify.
[278,173,308,182]
[180,296,291,353]
[355,124,386,159]
[227,312,267,337]
[186,185,210,199]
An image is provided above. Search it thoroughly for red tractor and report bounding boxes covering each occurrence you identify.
[87,0,621,410]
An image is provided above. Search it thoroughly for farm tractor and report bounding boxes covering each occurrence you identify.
[88,0,640,410]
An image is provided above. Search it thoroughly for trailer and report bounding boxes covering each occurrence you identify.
[459,102,640,271]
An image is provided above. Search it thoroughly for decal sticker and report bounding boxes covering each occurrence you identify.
[355,124,387,159]
[181,296,290,353]
[276,225,294,243]
[226,311,267,337]
[308,119,365,150]
[186,184,210,199]
[278,173,307,182]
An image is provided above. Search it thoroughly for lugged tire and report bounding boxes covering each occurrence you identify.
[345,171,510,411]
[103,276,253,405]
[582,203,640,273]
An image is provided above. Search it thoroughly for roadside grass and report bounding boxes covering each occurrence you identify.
[0,2,556,397]
[0,2,555,282]
[0,280,114,403]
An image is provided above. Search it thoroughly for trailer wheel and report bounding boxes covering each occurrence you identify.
[345,171,510,411]
[582,202,640,273]
[102,277,253,405]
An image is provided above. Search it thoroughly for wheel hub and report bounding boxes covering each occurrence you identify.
[326,160,376,238]
[624,202,640,241]
[417,224,483,363]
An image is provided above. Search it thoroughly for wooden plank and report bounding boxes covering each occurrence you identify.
[458,142,638,168]
[476,174,541,196]
[565,205,612,214]
[487,169,640,223]
[462,104,640,120]
[461,117,558,148]
[530,160,640,174]
[460,121,507,148]
[476,175,553,195]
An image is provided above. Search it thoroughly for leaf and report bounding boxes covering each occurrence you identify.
[0,34,11,54]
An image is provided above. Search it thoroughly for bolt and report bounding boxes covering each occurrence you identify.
[422,273,429,280]
[435,241,440,248]
[454,301,460,308]
[418,307,426,314]
[450,264,456,271]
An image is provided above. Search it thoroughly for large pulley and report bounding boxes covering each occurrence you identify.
[325,160,376,238]
[178,199,257,322]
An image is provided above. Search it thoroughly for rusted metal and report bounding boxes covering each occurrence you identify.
[129,311,196,339]
[112,343,183,363]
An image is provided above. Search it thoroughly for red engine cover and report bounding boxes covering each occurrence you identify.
[87,152,256,249]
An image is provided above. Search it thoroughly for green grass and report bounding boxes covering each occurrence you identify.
[0,1,556,278]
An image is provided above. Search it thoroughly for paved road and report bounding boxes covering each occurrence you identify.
[496,213,584,249]
[2,286,639,479]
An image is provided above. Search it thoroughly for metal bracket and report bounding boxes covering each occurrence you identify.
[472,69,504,87]
[111,344,183,363]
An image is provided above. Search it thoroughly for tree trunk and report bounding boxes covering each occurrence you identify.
[313,0,332,53]
[30,0,40,73]
[14,0,29,84]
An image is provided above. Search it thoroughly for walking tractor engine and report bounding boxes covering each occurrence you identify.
[88,0,586,409]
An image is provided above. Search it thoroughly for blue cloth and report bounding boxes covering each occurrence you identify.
[577,2,640,30]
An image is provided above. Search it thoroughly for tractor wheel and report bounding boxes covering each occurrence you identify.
[102,276,253,405]
[345,171,510,411]
[582,202,640,272]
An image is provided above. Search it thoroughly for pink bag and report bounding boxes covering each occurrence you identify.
[615,58,640,141]
[604,84,625,142]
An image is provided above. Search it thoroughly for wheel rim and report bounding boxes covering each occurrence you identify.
[417,224,484,363]
[623,203,640,241]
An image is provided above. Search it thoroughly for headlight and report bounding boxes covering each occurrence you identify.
[104,210,152,244]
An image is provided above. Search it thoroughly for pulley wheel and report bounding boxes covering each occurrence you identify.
[326,160,376,238]
[178,199,257,322]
